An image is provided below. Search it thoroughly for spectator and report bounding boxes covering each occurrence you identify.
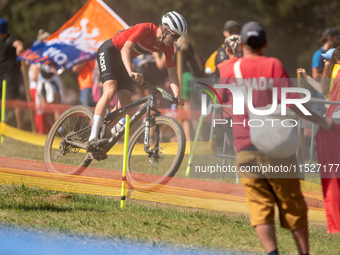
[204,20,240,75]
[28,29,51,134]
[215,34,243,79]
[36,62,64,128]
[72,59,96,106]
[218,21,335,255]
[298,47,340,118]
[28,62,39,102]
[311,27,340,80]
[320,47,340,117]
[29,29,50,101]
[302,28,339,110]
[176,33,204,141]
[0,17,24,129]
[215,35,242,150]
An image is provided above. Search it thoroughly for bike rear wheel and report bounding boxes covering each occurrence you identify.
[44,105,94,175]
[127,116,186,189]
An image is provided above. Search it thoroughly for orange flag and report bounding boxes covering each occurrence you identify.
[18,0,128,69]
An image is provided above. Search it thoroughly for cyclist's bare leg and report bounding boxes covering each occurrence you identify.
[88,80,132,149]
[94,80,118,119]
[106,89,132,131]
[110,89,132,112]
[88,80,118,143]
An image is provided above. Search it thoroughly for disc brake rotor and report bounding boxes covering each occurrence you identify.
[55,131,79,159]
[148,147,165,165]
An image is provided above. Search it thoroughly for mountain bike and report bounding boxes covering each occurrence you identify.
[43,81,186,189]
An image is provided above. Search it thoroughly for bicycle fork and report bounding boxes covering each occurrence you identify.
[144,106,160,156]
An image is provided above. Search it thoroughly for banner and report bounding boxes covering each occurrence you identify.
[18,0,128,69]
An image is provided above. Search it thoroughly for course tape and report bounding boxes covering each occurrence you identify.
[0,167,326,225]
[0,123,213,155]
[0,123,326,224]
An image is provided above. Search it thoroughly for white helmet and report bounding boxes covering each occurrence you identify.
[162,11,187,36]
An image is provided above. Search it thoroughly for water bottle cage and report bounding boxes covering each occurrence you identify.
[111,118,126,135]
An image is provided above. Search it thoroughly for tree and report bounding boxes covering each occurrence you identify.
[2,0,340,78]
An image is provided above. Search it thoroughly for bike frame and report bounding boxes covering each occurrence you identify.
[64,87,162,155]
[101,93,161,154]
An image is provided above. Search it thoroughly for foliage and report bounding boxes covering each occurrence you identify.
[1,0,340,77]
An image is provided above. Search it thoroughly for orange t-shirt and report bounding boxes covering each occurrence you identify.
[78,60,95,90]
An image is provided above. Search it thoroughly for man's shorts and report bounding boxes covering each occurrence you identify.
[40,80,60,103]
[182,71,192,100]
[236,150,308,230]
[0,70,23,100]
[96,39,134,93]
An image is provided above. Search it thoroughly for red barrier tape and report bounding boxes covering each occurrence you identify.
[0,99,199,120]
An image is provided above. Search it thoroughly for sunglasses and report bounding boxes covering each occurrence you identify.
[166,28,181,40]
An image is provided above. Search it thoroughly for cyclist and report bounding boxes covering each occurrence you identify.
[87,11,187,152]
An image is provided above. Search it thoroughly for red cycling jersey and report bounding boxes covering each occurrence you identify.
[112,23,176,68]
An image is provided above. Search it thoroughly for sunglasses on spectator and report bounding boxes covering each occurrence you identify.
[166,28,181,40]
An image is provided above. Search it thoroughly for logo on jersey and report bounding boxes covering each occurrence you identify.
[99,52,106,72]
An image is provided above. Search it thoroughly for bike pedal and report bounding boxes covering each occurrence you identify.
[87,153,95,160]
[89,151,108,161]
[86,138,109,152]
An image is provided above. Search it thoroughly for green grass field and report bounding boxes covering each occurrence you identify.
[0,138,339,254]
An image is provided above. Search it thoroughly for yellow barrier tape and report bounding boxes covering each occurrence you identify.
[0,166,324,206]
[0,172,121,197]
[0,168,326,225]
[0,123,214,155]
[0,122,47,147]
[0,124,326,224]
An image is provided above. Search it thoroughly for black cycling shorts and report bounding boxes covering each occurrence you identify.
[96,39,134,93]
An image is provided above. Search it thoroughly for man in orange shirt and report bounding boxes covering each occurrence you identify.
[72,60,95,106]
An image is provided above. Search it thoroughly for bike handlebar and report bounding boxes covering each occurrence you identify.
[130,74,178,105]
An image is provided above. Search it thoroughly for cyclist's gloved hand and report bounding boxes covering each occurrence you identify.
[130,72,144,85]
[175,96,185,106]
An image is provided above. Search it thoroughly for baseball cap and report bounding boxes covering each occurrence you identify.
[241,21,266,49]
[320,27,340,41]
[320,48,335,60]
[0,17,8,34]
[224,20,240,32]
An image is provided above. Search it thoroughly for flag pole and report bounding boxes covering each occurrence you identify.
[21,60,36,133]
[121,114,130,209]
[1,80,7,143]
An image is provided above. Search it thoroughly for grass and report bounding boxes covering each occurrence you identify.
[0,138,338,254]
[0,183,339,255]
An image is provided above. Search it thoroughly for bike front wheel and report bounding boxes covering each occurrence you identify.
[44,105,94,175]
[127,116,186,189]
